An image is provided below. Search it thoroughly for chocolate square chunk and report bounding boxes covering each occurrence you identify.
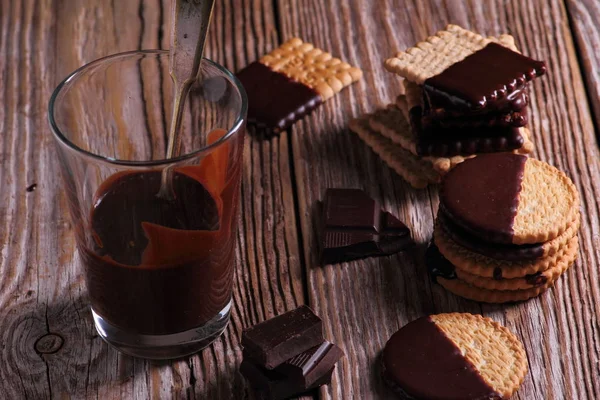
[274,341,343,387]
[241,305,323,369]
[320,189,412,264]
[236,62,322,135]
[424,43,546,111]
[240,359,334,400]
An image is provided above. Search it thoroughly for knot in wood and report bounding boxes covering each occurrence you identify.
[34,333,64,354]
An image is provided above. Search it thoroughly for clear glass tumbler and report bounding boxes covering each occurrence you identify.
[48,51,246,359]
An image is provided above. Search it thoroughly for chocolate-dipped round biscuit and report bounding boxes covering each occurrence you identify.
[440,153,579,245]
[382,313,528,399]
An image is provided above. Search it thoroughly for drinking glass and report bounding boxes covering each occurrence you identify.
[48,50,246,359]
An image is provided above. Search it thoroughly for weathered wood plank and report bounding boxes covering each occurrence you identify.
[277,0,600,399]
[0,0,308,398]
[564,0,600,140]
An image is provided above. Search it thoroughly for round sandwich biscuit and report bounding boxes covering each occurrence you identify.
[382,313,528,399]
[452,236,578,291]
[435,273,567,303]
[433,223,577,279]
[440,153,579,245]
[437,210,580,262]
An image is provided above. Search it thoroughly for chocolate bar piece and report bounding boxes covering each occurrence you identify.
[242,305,323,369]
[320,189,412,264]
[409,107,525,157]
[236,62,322,135]
[240,359,334,400]
[274,341,343,387]
[424,43,546,111]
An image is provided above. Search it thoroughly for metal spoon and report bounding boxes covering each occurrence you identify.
[157,0,215,200]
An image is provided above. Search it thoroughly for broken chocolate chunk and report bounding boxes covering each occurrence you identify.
[319,189,412,264]
[275,341,343,387]
[240,359,334,400]
[241,305,323,369]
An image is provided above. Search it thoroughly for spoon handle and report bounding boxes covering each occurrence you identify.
[170,0,215,86]
[157,0,215,200]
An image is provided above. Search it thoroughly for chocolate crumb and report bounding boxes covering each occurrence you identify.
[493,268,503,280]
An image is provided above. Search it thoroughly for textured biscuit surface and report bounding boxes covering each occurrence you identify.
[436,268,568,303]
[349,116,440,188]
[431,313,528,398]
[260,38,363,101]
[434,222,579,278]
[454,236,578,290]
[385,25,515,83]
[513,158,580,244]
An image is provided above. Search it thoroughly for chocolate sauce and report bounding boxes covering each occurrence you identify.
[438,212,545,261]
[426,241,456,282]
[424,43,546,110]
[82,170,237,335]
[383,317,499,399]
[440,153,527,244]
[236,62,322,134]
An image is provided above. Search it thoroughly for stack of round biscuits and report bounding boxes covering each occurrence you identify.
[431,153,580,303]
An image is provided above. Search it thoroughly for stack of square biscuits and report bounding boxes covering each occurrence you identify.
[429,153,580,303]
[350,25,545,188]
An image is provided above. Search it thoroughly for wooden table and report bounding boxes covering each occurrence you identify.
[1,0,599,398]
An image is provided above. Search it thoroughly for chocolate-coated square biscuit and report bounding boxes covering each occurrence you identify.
[236,38,362,135]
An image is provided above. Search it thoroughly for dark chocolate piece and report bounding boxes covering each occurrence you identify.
[410,107,525,157]
[275,341,343,387]
[438,211,545,262]
[424,43,546,111]
[320,189,412,264]
[426,241,456,282]
[240,359,334,400]
[241,305,323,369]
[440,153,527,244]
[382,316,500,400]
[236,62,322,135]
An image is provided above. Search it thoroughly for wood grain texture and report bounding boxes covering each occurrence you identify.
[0,0,308,399]
[1,0,599,399]
[276,0,600,399]
[565,0,600,140]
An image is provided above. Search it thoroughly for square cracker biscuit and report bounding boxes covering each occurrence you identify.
[260,38,363,101]
[384,24,517,84]
[349,115,441,189]
[374,99,474,173]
